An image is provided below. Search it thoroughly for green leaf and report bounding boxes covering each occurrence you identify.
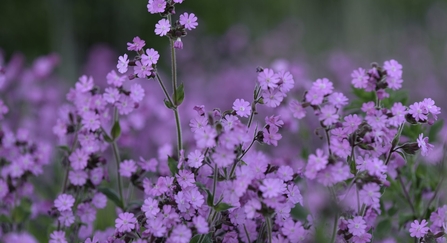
[98,187,124,209]
[206,189,213,207]
[11,199,32,223]
[125,200,144,211]
[189,234,213,243]
[0,214,12,223]
[175,83,185,106]
[214,202,233,212]
[352,87,375,102]
[57,145,70,153]
[164,98,174,109]
[111,120,121,140]
[375,219,392,237]
[102,132,113,143]
[429,120,444,143]
[168,156,179,176]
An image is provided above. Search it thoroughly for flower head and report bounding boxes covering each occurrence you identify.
[155,19,171,36]
[409,219,429,238]
[115,212,137,233]
[179,13,198,30]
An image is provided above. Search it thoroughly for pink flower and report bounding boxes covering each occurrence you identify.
[142,197,160,218]
[120,160,137,177]
[58,210,75,227]
[179,13,198,30]
[116,95,135,115]
[54,194,75,212]
[106,70,126,87]
[417,133,434,157]
[81,111,100,131]
[383,59,402,78]
[289,100,306,119]
[351,68,368,89]
[276,165,293,181]
[187,150,204,168]
[176,170,195,189]
[233,98,251,118]
[147,0,166,14]
[130,83,145,102]
[312,78,333,95]
[212,146,235,168]
[263,125,282,146]
[174,38,183,49]
[262,88,285,108]
[408,102,428,121]
[103,87,121,104]
[69,170,88,186]
[155,19,171,36]
[76,75,94,93]
[115,212,137,233]
[305,87,324,105]
[348,216,367,236]
[260,178,286,198]
[275,70,294,93]
[194,125,217,148]
[185,188,204,209]
[127,36,145,51]
[409,219,429,238]
[69,149,89,171]
[328,92,348,108]
[359,183,381,209]
[141,48,160,66]
[308,149,328,171]
[387,76,403,90]
[169,224,191,243]
[92,193,107,209]
[258,68,279,90]
[134,61,153,78]
[319,105,339,126]
[193,216,209,234]
[49,231,67,243]
[117,54,129,73]
[244,198,261,219]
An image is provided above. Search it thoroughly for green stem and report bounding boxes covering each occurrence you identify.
[229,138,256,178]
[265,216,273,243]
[330,213,338,243]
[61,124,80,193]
[155,72,174,106]
[174,108,182,158]
[397,172,416,216]
[112,107,124,209]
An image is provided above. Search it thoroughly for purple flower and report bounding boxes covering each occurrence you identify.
[77,203,96,223]
[233,98,251,118]
[185,188,204,209]
[352,232,372,243]
[49,231,67,243]
[417,133,434,157]
[194,125,217,148]
[169,224,191,243]
[155,19,171,36]
[258,68,279,90]
[0,179,8,200]
[305,87,324,105]
[120,160,137,177]
[174,191,190,212]
[174,38,183,49]
[359,183,381,209]
[408,102,428,121]
[187,150,204,168]
[244,198,261,219]
[383,59,402,78]
[409,219,429,238]
[54,194,75,212]
[147,0,166,14]
[275,70,294,93]
[58,210,75,227]
[212,146,235,167]
[276,165,293,181]
[69,170,88,186]
[193,216,209,234]
[289,100,306,119]
[0,99,8,120]
[387,76,403,90]
[116,95,135,115]
[134,61,153,78]
[76,75,94,93]
[328,92,348,108]
[127,36,145,51]
[92,193,107,209]
[81,111,100,131]
[176,170,195,189]
[260,178,286,198]
[389,102,406,126]
[115,212,137,233]
[351,68,368,89]
[117,54,129,74]
[348,216,367,236]
[103,87,120,104]
[130,83,145,103]
[141,48,160,66]
[189,116,208,133]
[309,149,328,171]
[312,78,333,95]
[263,125,282,147]
[179,13,198,30]
[262,88,285,108]
[142,197,160,218]
[106,70,126,87]
[68,149,89,171]
[319,105,339,126]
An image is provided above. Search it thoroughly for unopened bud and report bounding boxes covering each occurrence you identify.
[400,142,420,155]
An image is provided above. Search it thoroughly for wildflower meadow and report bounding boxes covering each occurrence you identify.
[0,1,446,243]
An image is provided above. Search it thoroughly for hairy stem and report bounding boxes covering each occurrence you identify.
[330,213,339,243]
[265,216,273,243]
[155,72,174,106]
[397,173,416,216]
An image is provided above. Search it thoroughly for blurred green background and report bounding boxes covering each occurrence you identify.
[1,0,447,84]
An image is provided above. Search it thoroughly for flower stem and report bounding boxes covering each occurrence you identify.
[397,172,416,216]
[155,72,174,106]
[173,108,183,158]
[265,216,273,243]
[330,213,338,243]
[112,107,124,209]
